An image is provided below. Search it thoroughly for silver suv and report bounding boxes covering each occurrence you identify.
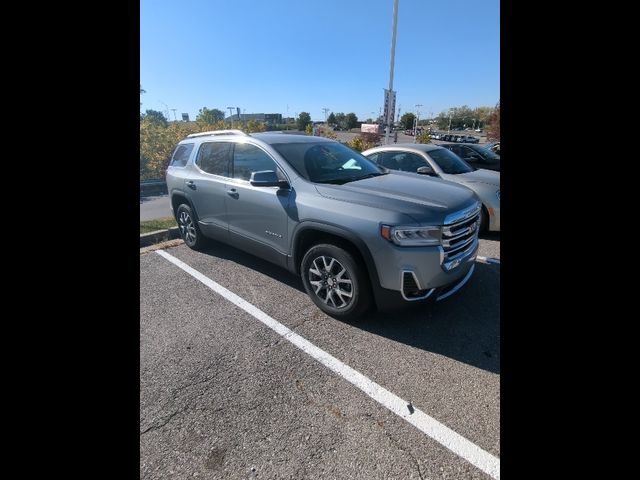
[166,130,481,320]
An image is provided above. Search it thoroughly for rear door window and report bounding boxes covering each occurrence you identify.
[232,143,281,181]
[195,142,232,176]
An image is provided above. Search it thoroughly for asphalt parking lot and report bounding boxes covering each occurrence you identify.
[140,235,500,479]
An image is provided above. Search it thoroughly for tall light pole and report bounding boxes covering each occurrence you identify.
[171,109,177,121]
[322,107,330,126]
[384,0,399,145]
[227,107,235,124]
[448,110,452,134]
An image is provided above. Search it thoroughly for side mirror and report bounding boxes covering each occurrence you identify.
[250,170,289,188]
[417,166,436,176]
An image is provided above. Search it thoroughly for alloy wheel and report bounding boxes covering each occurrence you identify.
[308,255,353,309]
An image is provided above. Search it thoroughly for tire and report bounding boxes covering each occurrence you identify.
[480,206,490,233]
[176,204,208,250]
[300,244,372,321]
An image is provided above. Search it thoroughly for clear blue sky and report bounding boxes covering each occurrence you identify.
[140,0,499,122]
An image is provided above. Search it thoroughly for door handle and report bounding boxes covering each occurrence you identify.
[226,188,239,198]
[186,181,196,190]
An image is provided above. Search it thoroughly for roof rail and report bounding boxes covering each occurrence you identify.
[186,129,248,138]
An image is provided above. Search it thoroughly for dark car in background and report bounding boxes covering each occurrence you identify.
[484,142,500,154]
[440,143,500,171]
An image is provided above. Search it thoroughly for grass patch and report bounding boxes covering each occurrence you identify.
[140,216,177,234]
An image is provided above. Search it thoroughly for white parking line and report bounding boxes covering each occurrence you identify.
[156,249,500,479]
[476,256,500,265]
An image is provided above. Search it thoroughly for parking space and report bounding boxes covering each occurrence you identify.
[140,238,500,479]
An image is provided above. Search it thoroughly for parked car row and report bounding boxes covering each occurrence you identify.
[167,130,486,319]
[432,132,479,143]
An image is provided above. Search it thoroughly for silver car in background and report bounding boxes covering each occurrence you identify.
[362,144,500,232]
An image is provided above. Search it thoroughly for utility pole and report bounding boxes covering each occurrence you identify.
[322,107,330,125]
[171,109,177,121]
[414,104,423,143]
[384,0,399,145]
[227,107,235,123]
[159,101,170,120]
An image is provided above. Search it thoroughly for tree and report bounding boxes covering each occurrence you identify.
[142,109,168,127]
[196,107,225,125]
[400,112,416,130]
[486,101,500,141]
[345,113,358,130]
[327,112,336,126]
[416,131,432,144]
[140,85,146,109]
[297,112,311,131]
[334,113,346,130]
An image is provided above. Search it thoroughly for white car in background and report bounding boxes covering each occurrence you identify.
[362,143,500,232]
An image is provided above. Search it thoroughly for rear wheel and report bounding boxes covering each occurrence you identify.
[176,204,208,250]
[301,244,372,321]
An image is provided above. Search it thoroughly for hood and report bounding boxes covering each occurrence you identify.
[314,171,478,224]
[451,168,500,187]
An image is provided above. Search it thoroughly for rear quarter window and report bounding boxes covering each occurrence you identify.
[170,143,194,167]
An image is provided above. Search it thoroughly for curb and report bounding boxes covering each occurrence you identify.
[140,226,181,248]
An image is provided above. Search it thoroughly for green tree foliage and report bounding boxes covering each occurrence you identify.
[334,113,346,130]
[434,104,495,130]
[140,118,268,180]
[400,112,416,130]
[416,131,432,144]
[196,107,225,125]
[486,101,500,141]
[297,112,312,131]
[347,133,379,152]
[140,85,146,110]
[317,127,338,140]
[327,112,336,125]
[142,109,168,127]
[345,113,358,130]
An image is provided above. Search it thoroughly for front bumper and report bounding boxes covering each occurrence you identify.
[372,262,476,311]
[488,206,500,231]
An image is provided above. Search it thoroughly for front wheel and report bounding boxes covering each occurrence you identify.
[301,244,372,321]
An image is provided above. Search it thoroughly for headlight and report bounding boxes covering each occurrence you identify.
[380,225,441,246]
[496,190,500,200]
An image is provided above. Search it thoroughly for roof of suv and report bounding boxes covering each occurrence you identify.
[250,132,335,145]
[370,143,443,152]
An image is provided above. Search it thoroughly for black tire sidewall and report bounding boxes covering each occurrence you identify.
[176,204,204,249]
[301,244,371,320]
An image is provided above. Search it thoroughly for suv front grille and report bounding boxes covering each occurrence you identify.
[441,203,481,270]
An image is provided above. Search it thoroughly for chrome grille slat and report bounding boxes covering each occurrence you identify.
[441,202,481,267]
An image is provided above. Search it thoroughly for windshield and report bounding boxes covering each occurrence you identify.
[471,144,500,160]
[271,141,386,184]
[427,148,474,174]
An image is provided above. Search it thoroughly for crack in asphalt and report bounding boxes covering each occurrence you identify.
[140,360,229,434]
[377,421,425,480]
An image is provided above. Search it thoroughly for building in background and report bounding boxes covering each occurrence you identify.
[224,113,283,125]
